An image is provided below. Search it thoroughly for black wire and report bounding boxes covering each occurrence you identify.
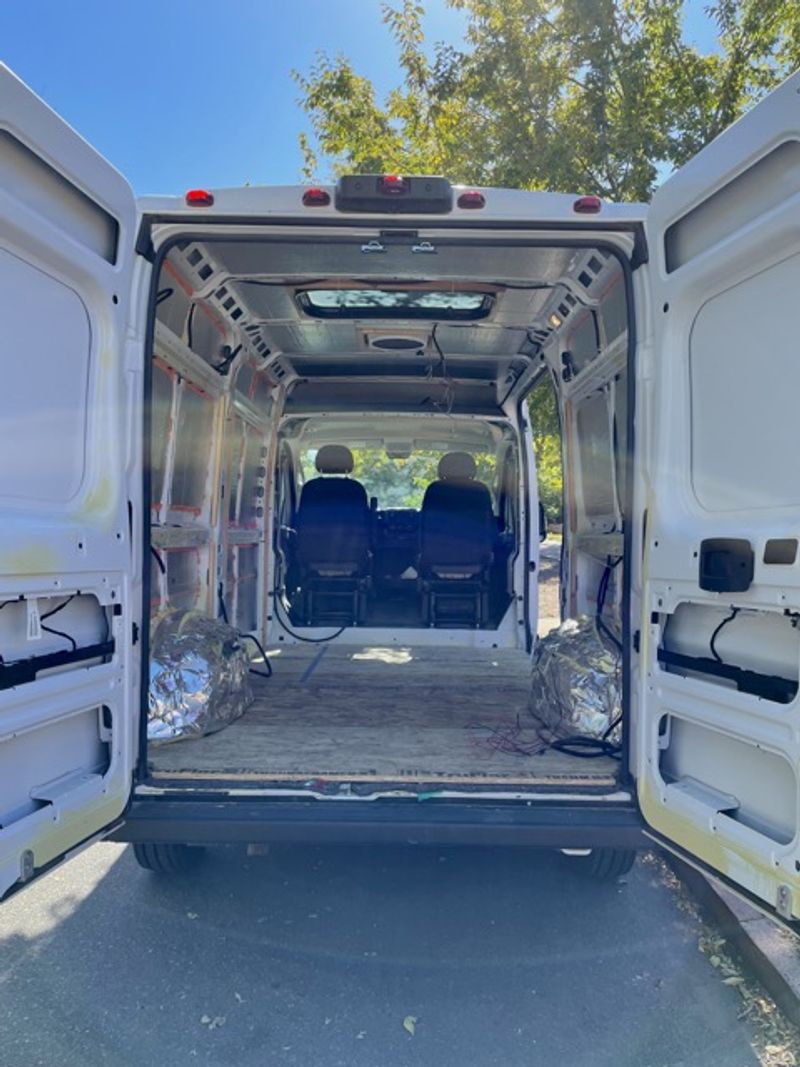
[214,343,242,375]
[40,595,75,621]
[596,555,623,654]
[603,712,622,740]
[150,545,166,574]
[186,303,196,350]
[710,607,739,663]
[217,586,273,677]
[271,590,345,643]
[431,321,445,365]
[429,323,455,415]
[238,633,273,678]
[550,735,621,759]
[41,623,77,652]
[217,585,229,624]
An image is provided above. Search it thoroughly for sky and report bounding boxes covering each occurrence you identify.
[1,1,720,195]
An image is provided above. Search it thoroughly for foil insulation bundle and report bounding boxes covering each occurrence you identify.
[528,617,622,743]
[148,610,253,745]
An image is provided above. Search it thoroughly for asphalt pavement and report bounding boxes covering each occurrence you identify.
[0,841,768,1067]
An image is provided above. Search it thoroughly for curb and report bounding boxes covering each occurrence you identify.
[669,855,800,1027]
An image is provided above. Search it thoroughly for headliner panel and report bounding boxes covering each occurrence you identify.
[208,240,579,286]
[199,240,577,366]
[160,235,621,409]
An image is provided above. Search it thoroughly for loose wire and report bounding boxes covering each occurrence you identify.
[710,607,739,663]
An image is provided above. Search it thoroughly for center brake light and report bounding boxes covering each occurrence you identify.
[379,174,408,195]
[334,175,453,214]
[185,188,214,207]
[302,187,331,207]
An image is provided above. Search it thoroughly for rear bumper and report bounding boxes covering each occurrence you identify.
[109,795,645,849]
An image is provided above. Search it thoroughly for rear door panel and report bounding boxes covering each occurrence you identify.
[0,65,143,899]
[636,70,800,921]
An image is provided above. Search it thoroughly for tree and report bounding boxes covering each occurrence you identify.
[528,376,563,523]
[293,0,799,520]
[295,0,800,201]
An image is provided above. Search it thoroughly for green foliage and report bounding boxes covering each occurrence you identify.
[528,376,563,523]
[294,0,800,200]
[300,448,497,509]
[293,0,800,513]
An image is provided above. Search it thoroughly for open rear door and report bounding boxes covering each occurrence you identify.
[0,66,143,899]
[635,70,800,925]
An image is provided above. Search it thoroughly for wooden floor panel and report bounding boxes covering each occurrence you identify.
[149,643,618,787]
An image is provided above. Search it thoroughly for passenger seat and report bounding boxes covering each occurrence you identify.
[418,452,495,627]
[294,445,371,625]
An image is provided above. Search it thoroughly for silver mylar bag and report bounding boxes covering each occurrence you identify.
[529,617,621,742]
[148,610,253,745]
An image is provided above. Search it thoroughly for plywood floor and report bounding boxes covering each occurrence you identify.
[149,643,618,788]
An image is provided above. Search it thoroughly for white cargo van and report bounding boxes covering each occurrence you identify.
[3,62,800,928]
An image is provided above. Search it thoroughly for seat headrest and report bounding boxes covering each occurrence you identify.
[315,444,354,475]
[438,451,477,481]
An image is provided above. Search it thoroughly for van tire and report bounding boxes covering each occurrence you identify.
[132,842,204,874]
[582,848,637,880]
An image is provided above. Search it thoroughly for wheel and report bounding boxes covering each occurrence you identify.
[132,842,205,874]
[580,848,637,880]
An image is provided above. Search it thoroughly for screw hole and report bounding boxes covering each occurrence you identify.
[662,302,669,313]
[112,294,119,305]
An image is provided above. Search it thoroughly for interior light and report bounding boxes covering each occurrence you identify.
[549,312,562,328]
[185,189,214,207]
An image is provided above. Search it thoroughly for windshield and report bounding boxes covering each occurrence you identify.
[299,446,498,508]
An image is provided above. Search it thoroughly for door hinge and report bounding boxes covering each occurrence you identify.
[777,884,793,920]
[20,849,34,882]
[633,629,640,653]
[132,622,139,646]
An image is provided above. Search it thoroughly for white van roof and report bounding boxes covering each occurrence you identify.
[137,183,648,224]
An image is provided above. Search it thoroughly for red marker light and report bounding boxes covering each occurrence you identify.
[457,190,486,209]
[185,189,214,207]
[380,174,407,194]
[302,187,331,207]
[573,195,602,214]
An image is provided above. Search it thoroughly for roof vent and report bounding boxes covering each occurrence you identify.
[363,329,429,352]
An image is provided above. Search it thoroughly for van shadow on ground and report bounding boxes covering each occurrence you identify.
[0,840,762,1067]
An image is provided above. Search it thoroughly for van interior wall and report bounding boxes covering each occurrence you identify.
[538,256,628,645]
[145,233,632,786]
[149,256,274,634]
